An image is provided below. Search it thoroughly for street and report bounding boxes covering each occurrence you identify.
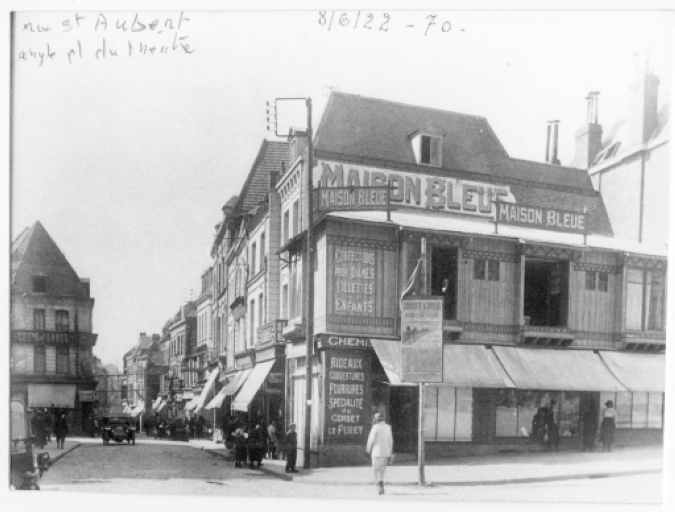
[37,439,663,504]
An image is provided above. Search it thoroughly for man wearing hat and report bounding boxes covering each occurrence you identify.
[366,412,394,495]
[285,424,298,473]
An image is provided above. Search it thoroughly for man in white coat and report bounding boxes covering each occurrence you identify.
[366,412,394,495]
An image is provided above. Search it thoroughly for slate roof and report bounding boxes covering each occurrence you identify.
[590,103,669,166]
[234,140,289,215]
[11,221,91,296]
[314,92,613,235]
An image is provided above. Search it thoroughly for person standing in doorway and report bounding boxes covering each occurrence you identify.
[582,404,598,452]
[284,423,298,473]
[440,278,454,320]
[267,420,278,459]
[600,400,617,452]
[366,412,394,495]
[54,412,68,450]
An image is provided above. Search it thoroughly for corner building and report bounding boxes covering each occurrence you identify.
[280,93,667,466]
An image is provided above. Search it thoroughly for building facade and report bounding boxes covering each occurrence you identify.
[167,302,197,416]
[280,92,667,466]
[11,221,99,436]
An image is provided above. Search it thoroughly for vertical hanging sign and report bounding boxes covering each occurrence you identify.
[401,297,444,383]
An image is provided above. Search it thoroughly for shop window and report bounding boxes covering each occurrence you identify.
[56,345,69,374]
[515,390,563,437]
[34,345,46,374]
[585,271,596,290]
[431,247,458,320]
[647,393,664,428]
[419,135,442,166]
[33,275,47,293]
[598,272,608,292]
[487,260,500,281]
[55,310,70,332]
[586,271,609,292]
[33,309,46,331]
[423,386,471,442]
[524,260,569,327]
[631,392,648,428]
[625,269,665,331]
[496,389,518,437]
[559,392,581,437]
[615,391,632,428]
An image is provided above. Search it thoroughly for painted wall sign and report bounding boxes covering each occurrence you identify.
[324,350,371,444]
[316,160,516,219]
[314,186,390,212]
[401,297,444,383]
[317,334,373,350]
[78,390,96,402]
[497,202,586,234]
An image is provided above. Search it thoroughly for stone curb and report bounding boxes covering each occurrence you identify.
[203,449,294,482]
[46,443,82,467]
[280,467,662,487]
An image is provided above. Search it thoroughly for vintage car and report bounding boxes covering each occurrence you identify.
[101,414,136,445]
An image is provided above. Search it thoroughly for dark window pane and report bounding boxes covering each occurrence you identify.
[56,345,69,374]
[34,345,46,374]
[55,310,69,332]
[33,309,46,331]
[598,272,608,292]
[473,259,486,280]
[488,260,500,281]
[33,275,46,293]
[421,136,431,164]
[585,271,596,290]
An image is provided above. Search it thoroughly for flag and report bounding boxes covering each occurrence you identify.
[400,258,423,303]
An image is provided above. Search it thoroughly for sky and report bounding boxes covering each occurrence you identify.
[9,8,674,369]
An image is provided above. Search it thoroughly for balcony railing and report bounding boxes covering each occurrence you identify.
[11,330,98,345]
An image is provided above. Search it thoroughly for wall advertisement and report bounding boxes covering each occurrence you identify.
[401,297,444,383]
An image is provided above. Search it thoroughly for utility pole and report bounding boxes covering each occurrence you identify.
[266,97,315,469]
[418,237,427,486]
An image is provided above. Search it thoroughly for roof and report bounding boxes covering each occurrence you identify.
[591,103,669,166]
[315,92,612,234]
[233,140,289,215]
[11,221,91,297]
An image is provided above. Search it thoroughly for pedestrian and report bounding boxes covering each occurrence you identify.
[546,401,560,451]
[531,407,547,445]
[31,411,46,449]
[195,415,205,441]
[233,422,248,468]
[54,412,68,450]
[582,404,598,452]
[93,417,100,438]
[267,420,278,459]
[366,412,394,495]
[600,400,617,452]
[248,423,264,468]
[188,415,196,439]
[284,423,298,473]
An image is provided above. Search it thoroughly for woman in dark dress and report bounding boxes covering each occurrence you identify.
[600,400,617,452]
[233,422,248,468]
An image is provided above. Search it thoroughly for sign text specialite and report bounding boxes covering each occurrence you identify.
[324,350,371,444]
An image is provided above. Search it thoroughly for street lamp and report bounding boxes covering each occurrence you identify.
[267,97,314,469]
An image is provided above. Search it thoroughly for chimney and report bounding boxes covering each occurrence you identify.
[269,166,280,190]
[546,120,561,165]
[627,56,660,147]
[573,92,603,169]
[140,332,146,338]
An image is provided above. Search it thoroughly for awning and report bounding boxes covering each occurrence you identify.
[492,346,626,392]
[151,396,162,412]
[205,369,253,410]
[598,352,666,392]
[193,369,220,414]
[123,404,130,414]
[232,360,275,412]
[371,340,515,388]
[185,396,200,412]
[27,384,77,408]
[157,402,167,413]
[130,401,145,417]
[371,339,412,386]
[444,344,516,388]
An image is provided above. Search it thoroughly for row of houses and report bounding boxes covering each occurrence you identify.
[124,67,668,466]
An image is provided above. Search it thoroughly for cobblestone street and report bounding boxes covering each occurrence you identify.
[35,440,663,504]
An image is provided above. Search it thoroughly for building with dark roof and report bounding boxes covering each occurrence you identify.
[277,91,666,466]
[11,221,99,436]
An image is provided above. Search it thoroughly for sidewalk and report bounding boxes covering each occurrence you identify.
[201,444,663,486]
[33,439,82,467]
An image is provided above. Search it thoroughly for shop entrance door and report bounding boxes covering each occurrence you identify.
[389,386,418,453]
[472,389,496,444]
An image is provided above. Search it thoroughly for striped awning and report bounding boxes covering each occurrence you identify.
[151,396,163,412]
[598,352,666,392]
[492,346,626,392]
[232,361,275,412]
[205,369,252,410]
[370,339,411,386]
[194,369,220,414]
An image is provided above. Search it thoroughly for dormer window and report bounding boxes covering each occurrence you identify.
[32,275,46,293]
[420,135,442,166]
